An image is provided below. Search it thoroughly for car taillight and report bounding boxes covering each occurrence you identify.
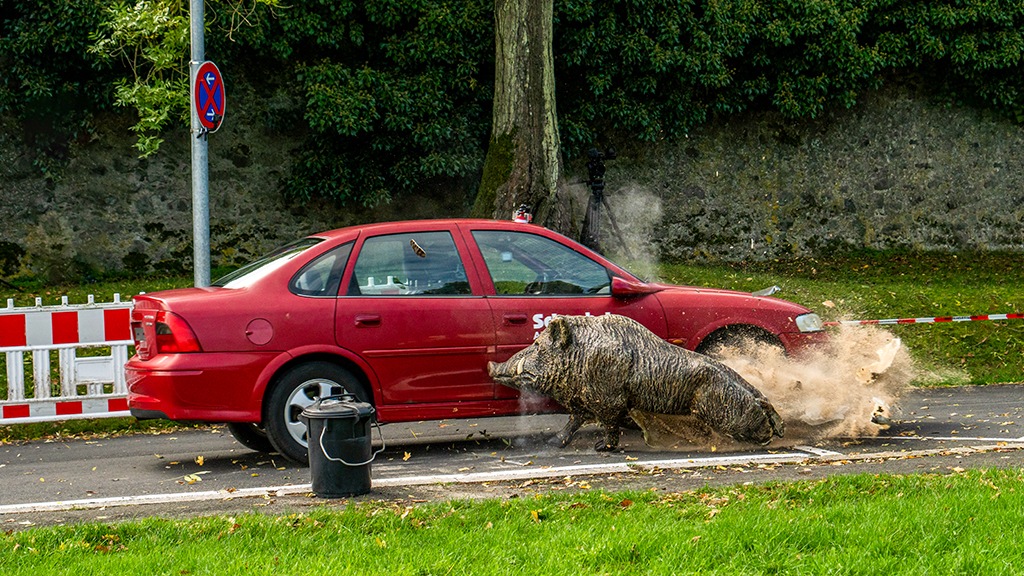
[154,311,202,353]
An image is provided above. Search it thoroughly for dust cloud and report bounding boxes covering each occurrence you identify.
[635,325,918,450]
[718,325,915,440]
[603,185,663,282]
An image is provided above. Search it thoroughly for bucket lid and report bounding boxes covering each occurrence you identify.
[301,394,375,420]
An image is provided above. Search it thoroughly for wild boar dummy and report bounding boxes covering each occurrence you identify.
[487,314,785,451]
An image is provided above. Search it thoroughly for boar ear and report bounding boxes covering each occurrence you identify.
[546,317,574,350]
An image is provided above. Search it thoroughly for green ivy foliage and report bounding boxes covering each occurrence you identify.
[0,0,117,178]
[271,0,494,206]
[3,0,1024,205]
[555,0,1024,154]
[89,0,192,157]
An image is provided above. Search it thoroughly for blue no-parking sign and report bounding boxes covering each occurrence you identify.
[193,61,226,132]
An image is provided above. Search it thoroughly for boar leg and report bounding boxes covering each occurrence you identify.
[595,423,621,452]
[552,413,586,447]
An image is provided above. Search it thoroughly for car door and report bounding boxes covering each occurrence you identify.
[335,227,496,404]
[467,228,668,399]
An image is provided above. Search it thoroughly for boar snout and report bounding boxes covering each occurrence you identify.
[487,356,536,389]
[487,359,518,385]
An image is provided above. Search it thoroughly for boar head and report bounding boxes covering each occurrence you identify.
[487,316,576,395]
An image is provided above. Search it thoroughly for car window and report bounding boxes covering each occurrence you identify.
[213,238,323,288]
[348,232,471,296]
[289,243,353,297]
[472,231,611,295]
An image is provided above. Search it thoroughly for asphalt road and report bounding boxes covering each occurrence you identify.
[1,384,1023,528]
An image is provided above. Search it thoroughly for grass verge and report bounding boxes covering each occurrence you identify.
[1,469,1021,574]
[0,418,204,444]
[655,251,1024,384]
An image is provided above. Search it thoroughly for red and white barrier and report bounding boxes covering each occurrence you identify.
[826,312,1024,327]
[0,295,133,424]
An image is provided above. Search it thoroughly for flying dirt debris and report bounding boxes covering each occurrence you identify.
[674,324,915,448]
[487,314,785,452]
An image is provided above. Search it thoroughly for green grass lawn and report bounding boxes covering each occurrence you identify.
[1,469,1021,574]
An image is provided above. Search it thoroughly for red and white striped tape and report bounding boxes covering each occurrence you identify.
[0,307,132,349]
[826,312,1024,327]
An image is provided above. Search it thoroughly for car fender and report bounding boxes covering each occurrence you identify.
[653,289,810,351]
[248,345,381,411]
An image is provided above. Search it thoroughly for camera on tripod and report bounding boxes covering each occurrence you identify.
[586,147,617,185]
[581,147,619,253]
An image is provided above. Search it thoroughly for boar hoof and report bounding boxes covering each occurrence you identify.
[549,434,571,447]
[594,440,618,452]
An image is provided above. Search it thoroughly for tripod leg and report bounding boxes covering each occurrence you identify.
[601,196,634,260]
[581,194,602,253]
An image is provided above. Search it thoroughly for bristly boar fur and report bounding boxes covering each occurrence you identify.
[487,314,785,451]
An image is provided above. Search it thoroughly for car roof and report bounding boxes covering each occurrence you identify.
[305,218,639,281]
[307,219,554,242]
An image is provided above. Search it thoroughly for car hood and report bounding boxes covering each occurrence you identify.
[651,283,814,314]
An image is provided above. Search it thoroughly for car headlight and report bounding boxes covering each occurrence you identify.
[795,313,824,332]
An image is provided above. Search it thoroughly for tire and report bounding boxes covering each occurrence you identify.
[696,326,784,358]
[226,422,275,453]
[264,361,369,465]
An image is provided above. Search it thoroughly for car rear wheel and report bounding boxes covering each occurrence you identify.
[226,422,275,453]
[264,361,369,464]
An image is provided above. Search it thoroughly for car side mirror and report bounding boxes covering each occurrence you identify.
[610,276,665,297]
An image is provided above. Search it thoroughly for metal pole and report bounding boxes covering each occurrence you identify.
[189,0,211,287]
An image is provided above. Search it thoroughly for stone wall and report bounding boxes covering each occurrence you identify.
[1,82,1022,282]
[604,84,1024,262]
[0,80,469,281]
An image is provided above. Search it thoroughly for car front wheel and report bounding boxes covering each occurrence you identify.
[696,326,785,358]
[264,361,369,464]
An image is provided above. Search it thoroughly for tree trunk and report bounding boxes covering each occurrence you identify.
[472,0,571,232]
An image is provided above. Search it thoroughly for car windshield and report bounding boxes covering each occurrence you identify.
[213,238,323,288]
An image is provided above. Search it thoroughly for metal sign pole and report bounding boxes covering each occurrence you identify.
[189,0,211,287]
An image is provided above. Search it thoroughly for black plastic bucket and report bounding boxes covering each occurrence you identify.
[301,394,379,498]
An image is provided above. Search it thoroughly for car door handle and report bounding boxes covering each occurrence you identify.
[354,314,381,327]
[503,313,528,325]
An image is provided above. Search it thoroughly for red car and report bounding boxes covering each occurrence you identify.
[126,219,825,463]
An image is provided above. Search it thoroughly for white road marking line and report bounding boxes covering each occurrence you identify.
[922,436,1024,442]
[853,435,1024,443]
[0,486,313,515]
[793,445,844,457]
